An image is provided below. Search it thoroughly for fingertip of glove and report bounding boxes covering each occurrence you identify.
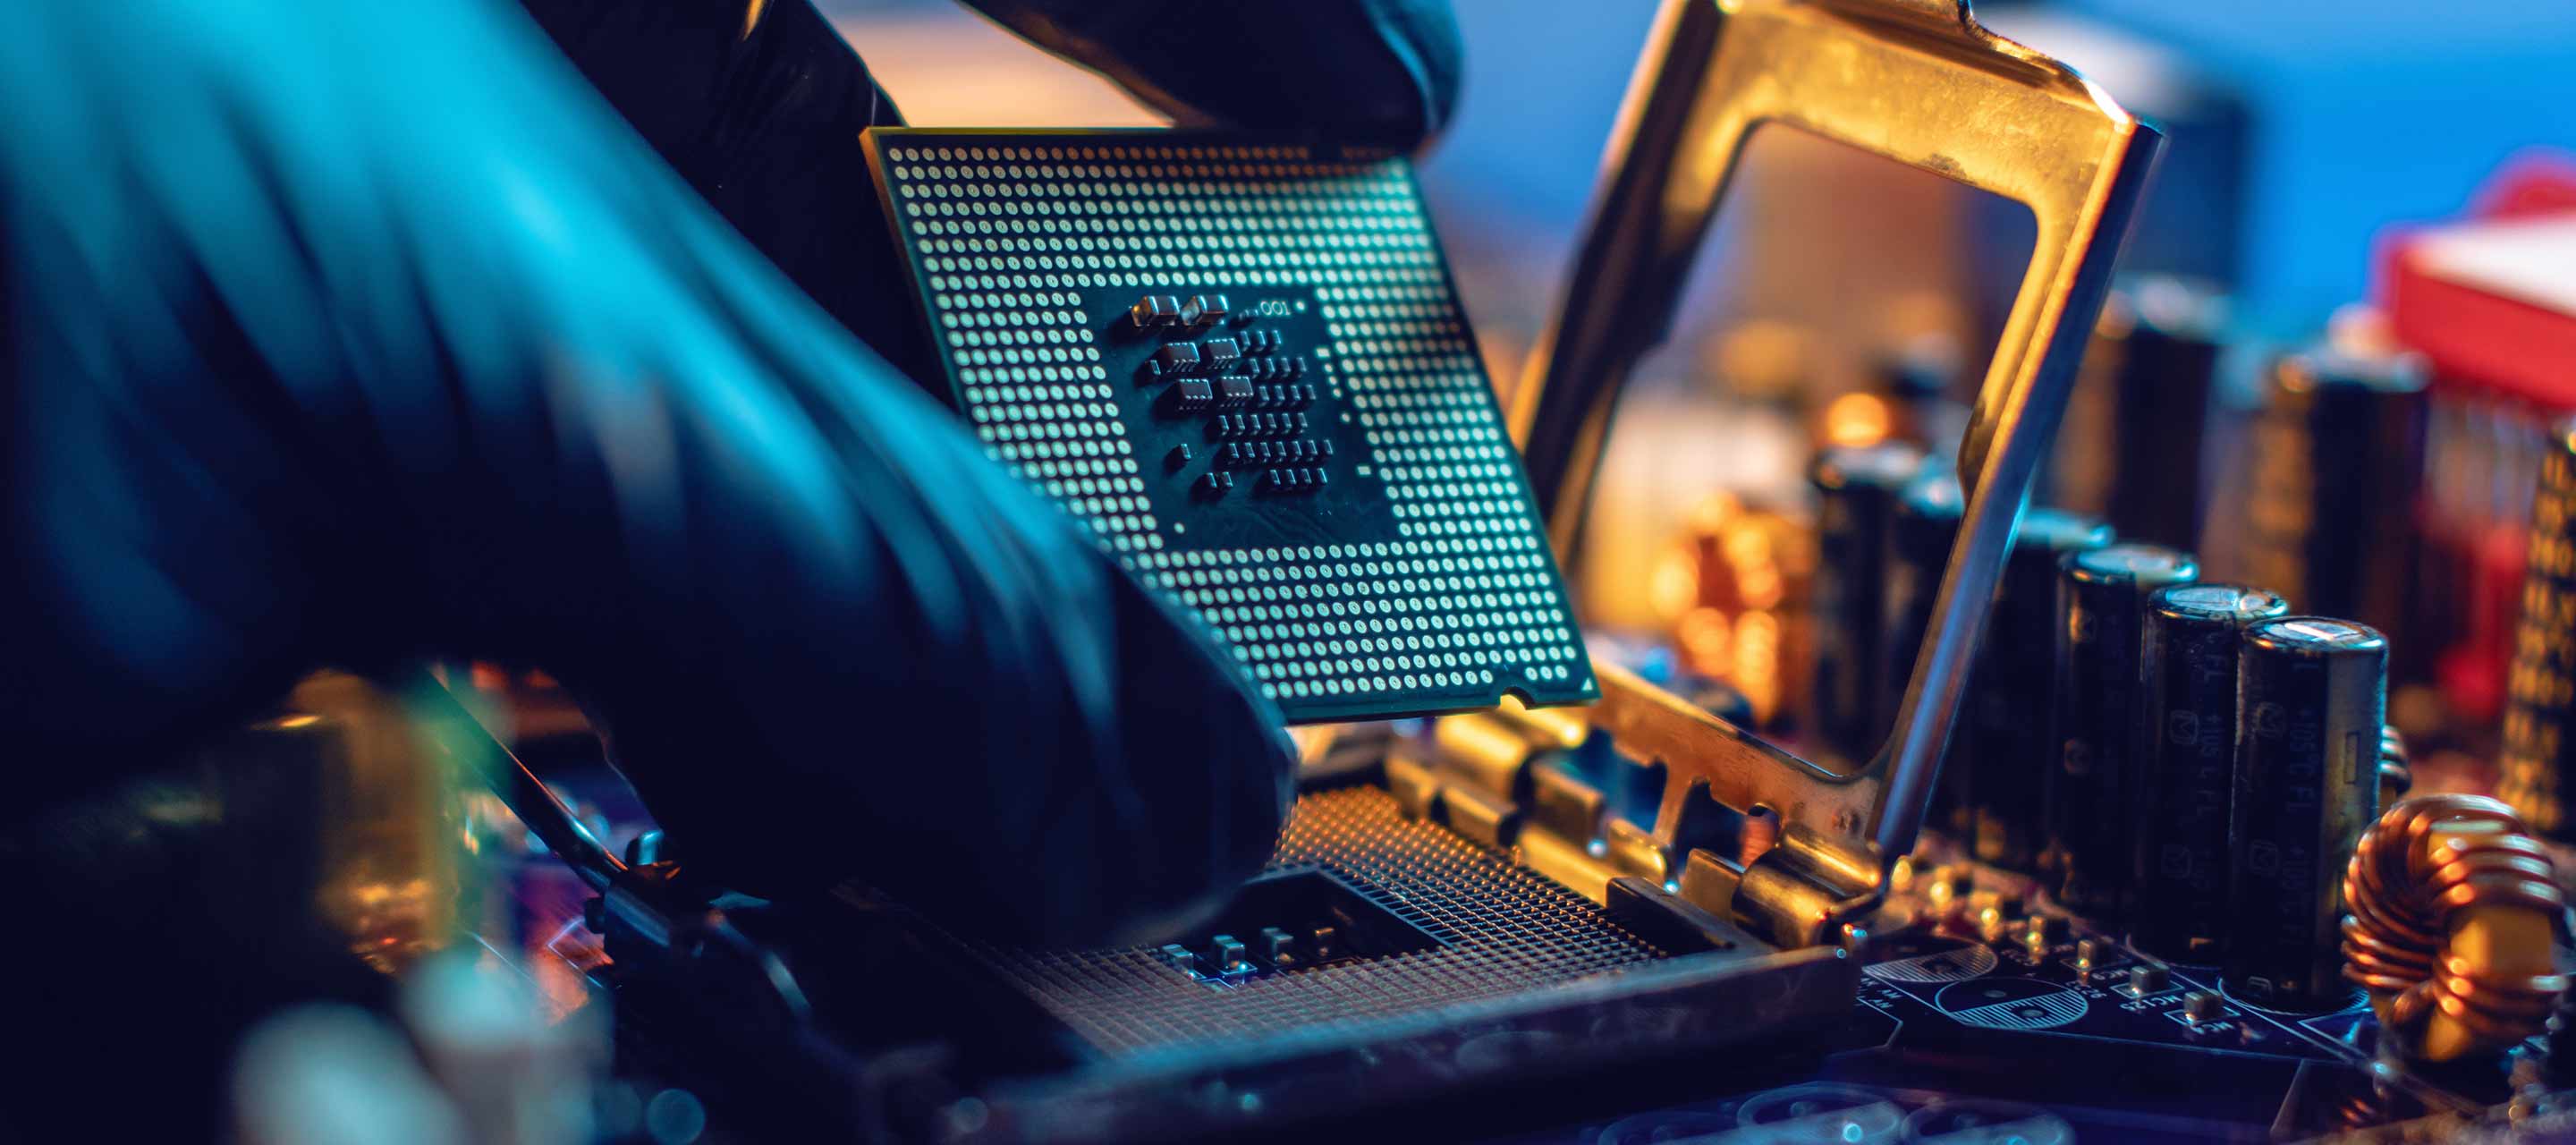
[969,0,1466,152]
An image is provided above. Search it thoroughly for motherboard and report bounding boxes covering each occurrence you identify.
[1484,840,2575,1144]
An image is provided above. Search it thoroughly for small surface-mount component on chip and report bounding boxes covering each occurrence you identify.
[1201,337,1241,374]
[1130,294,1182,329]
[1153,342,1201,374]
[1189,293,1230,328]
[1194,471,1233,498]
[1262,467,1327,494]
[1212,412,1301,440]
[1216,377,1254,406]
[1167,444,1193,470]
[1252,384,1315,410]
[1169,378,1214,411]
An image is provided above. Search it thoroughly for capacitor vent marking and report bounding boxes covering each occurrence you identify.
[2274,619,2374,645]
[864,131,1594,721]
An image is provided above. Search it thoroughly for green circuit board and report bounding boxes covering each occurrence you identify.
[862,129,1594,723]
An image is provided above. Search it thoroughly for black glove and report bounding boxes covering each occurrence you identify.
[521,0,1463,375]
[0,0,1461,944]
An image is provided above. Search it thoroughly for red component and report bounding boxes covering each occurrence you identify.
[2377,154,2576,730]
[2378,150,2576,410]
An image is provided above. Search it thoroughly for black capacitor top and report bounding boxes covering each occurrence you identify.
[1869,335,1970,456]
[2130,582,2291,961]
[1885,471,1966,680]
[2224,616,2386,1011]
[2233,347,2428,658]
[1809,442,1928,766]
[1964,508,2115,871]
[2089,279,2228,552]
[2048,543,2200,922]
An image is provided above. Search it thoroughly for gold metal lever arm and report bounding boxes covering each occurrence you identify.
[1511,0,2162,900]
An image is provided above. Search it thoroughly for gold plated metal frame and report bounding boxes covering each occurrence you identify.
[1511,0,2162,944]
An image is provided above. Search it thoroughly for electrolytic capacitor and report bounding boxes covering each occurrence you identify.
[2055,278,2228,552]
[1809,443,1928,766]
[2049,543,2200,922]
[2130,583,2291,961]
[1888,471,1968,836]
[2233,348,2428,667]
[2500,420,2576,840]
[1869,335,1970,457]
[1965,509,2114,872]
[2224,617,2386,1011]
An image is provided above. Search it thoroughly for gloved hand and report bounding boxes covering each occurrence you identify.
[0,0,1461,945]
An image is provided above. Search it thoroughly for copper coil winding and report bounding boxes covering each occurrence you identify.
[2341,793,2568,1054]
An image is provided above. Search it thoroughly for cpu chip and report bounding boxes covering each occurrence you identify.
[864,130,1594,722]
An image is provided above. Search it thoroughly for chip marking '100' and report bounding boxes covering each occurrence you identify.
[864,130,1594,723]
